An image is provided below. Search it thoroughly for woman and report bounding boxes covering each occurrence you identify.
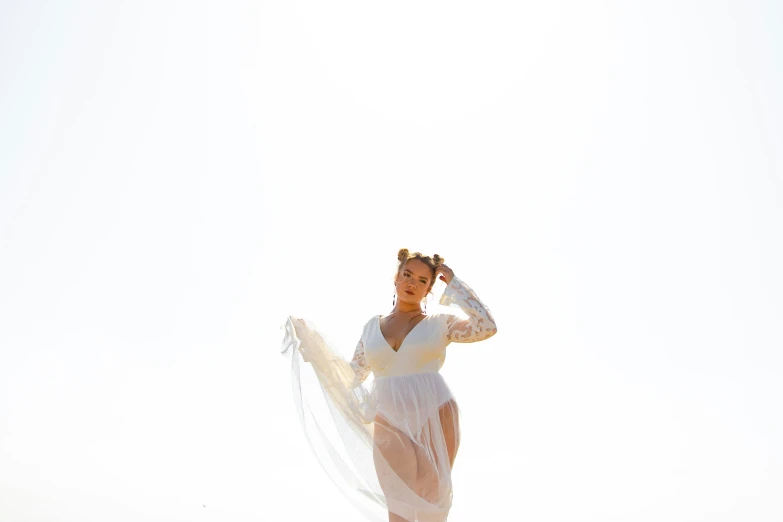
[281,249,497,522]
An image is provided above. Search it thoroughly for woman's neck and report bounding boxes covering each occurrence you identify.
[392,303,423,315]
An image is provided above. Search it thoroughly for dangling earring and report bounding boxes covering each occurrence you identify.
[392,293,396,306]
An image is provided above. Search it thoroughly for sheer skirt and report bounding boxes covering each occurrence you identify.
[281,317,461,522]
[373,373,461,522]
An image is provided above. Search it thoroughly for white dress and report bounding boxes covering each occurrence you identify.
[281,275,497,522]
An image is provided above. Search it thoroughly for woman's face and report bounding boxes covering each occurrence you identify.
[394,258,434,306]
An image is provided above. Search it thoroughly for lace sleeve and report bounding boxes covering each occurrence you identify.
[349,337,371,389]
[439,275,498,343]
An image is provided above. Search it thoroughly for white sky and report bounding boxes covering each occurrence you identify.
[1,1,781,521]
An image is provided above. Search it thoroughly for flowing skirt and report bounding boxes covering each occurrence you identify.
[280,317,461,522]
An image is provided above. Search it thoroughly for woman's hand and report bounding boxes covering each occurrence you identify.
[435,265,454,285]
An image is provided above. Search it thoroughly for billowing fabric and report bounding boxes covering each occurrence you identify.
[280,276,496,521]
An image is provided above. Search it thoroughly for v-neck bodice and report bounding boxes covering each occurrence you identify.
[361,314,449,378]
[347,275,497,382]
[377,314,427,353]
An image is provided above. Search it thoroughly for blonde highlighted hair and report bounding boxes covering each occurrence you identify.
[395,248,445,291]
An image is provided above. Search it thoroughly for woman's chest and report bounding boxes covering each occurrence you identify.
[364,316,448,371]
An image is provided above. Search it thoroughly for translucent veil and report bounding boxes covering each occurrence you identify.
[280,314,462,522]
[279,317,383,519]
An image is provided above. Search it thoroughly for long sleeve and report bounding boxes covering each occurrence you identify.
[349,336,372,389]
[439,275,497,343]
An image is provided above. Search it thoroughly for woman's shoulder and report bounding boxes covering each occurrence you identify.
[427,312,461,333]
[428,311,457,321]
[360,314,380,330]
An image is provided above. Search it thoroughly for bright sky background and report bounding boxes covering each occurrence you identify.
[1,1,781,521]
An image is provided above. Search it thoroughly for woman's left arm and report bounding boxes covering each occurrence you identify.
[437,267,498,343]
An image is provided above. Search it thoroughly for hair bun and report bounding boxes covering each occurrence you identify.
[397,248,410,262]
[432,254,445,266]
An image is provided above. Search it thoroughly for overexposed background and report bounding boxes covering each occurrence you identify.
[1,1,781,521]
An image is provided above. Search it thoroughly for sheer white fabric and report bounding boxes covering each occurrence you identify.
[280,275,496,521]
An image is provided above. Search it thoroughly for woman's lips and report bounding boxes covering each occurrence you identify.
[405,290,414,295]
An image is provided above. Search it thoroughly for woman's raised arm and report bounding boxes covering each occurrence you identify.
[439,275,497,343]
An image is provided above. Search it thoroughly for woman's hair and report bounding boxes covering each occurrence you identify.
[396,248,445,290]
